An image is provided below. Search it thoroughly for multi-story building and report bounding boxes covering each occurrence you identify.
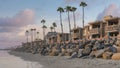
[83,25,90,40]
[56,33,70,44]
[45,32,69,44]
[71,27,83,42]
[104,15,120,38]
[45,32,57,44]
[89,21,105,39]
[45,15,120,44]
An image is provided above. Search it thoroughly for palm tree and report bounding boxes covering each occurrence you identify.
[50,26,54,32]
[30,28,34,42]
[36,32,39,40]
[33,28,36,41]
[41,19,46,40]
[71,7,77,28]
[80,1,87,28]
[25,30,29,43]
[57,7,65,43]
[52,22,57,32]
[65,6,72,42]
[42,25,47,41]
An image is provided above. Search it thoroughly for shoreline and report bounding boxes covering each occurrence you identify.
[9,51,120,68]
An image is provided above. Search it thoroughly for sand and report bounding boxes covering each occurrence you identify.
[9,51,120,68]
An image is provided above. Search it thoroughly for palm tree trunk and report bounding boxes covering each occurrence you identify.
[31,31,33,42]
[27,34,28,43]
[43,28,45,42]
[34,30,36,41]
[59,12,65,44]
[73,12,76,28]
[82,6,84,28]
[54,28,56,32]
[33,30,35,41]
[67,11,72,42]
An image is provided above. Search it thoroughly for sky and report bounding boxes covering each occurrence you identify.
[0,0,120,49]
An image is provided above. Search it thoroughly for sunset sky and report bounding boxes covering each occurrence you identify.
[0,0,120,49]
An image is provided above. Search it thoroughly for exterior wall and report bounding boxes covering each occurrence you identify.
[83,26,90,40]
[89,21,105,40]
[57,33,69,43]
[104,16,120,38]
[71,27,83,42]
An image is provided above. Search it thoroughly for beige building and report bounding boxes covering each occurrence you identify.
[104,15,120,38]
[56,33,70,44]
[88,21,105,39]
[71,27,83,42]
[45,32,69,44]
[46,15,120,44]
[83,25,90,40]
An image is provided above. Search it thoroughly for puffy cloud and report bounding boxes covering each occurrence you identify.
[0,9,35,33]
[0,9,35,49]
[97,4,120,20]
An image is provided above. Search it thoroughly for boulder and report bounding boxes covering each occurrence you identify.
[89,51,96,57]
[104,43,112,48]
[49,51,59,56]
[70,52,78,58]
[102,52,113,59]
[65,52,71,56]
[94,49,104,58]
[93,43,104,50]
[104,46,117,53]
[111,53,120,60]
[77,49,83,58]
[82,46,92,56]
[115,46,120,53]
[58,53,64,56]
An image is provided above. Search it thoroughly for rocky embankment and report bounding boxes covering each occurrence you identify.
[13,38,120,60]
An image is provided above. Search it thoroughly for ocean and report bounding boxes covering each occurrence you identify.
[0,50,43,68]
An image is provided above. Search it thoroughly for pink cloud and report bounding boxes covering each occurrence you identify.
[0,9,35,32]
[0,9,35,49]
[97,4,120,20]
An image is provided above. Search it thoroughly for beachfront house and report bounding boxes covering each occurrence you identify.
[89,21,105,40]
[83,25,90,40]
[104,15,120,38]
[71,27,83,43]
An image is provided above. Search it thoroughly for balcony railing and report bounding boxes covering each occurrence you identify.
[89,28,100,34]
[105,25,119,32]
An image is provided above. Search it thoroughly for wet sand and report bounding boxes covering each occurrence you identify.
[9,51,120,68]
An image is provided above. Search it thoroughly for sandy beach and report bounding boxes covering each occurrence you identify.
[9,51,120,68]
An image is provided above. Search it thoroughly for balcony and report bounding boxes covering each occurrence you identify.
[89,28,100,34]
[105,25,119,32]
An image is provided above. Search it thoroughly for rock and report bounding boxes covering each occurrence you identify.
[58,53,64,56]
[70,52,78,58]
[66,49,73,53]
[77,49,83,58]
[104,46,117,53]
[93,43,104,50]
[104,43,112,48]
[102,52,113,59]
[61,48,66,53]
[89,51,96,57]
[111,53,120,60]
[49,51,59,56]
[114,46,120,53]
[65,52,71,56]
[82,46,92,56]
[49,52,56,56]
[94,49,104,58]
